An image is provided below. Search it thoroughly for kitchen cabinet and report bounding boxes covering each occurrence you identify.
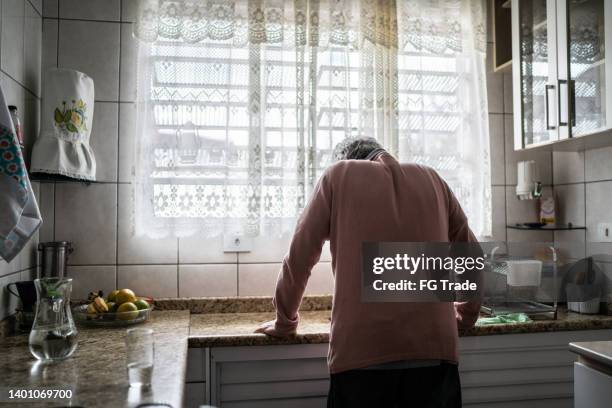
[187,329,612,407]
[573,362,612,408]
[512,0,612,150]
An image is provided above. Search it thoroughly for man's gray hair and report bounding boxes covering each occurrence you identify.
[332,137,384,161]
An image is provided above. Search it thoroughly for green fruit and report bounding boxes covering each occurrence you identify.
[107,290,119,303]
[106,302,117,313]
[134,299,149,310]
[116,302,139,320]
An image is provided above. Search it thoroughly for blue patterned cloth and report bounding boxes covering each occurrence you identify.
[0,86,41,262]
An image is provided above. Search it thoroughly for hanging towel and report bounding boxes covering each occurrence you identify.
[0,87,42,262]
[31,68,96,181]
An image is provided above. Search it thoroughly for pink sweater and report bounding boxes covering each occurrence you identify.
[273,152,481,374]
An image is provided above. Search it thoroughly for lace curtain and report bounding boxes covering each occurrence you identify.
[132,0,490,239]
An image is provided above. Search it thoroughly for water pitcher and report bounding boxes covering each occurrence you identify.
[29,278,78,361]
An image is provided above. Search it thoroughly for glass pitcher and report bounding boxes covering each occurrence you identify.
[29,278,78,361]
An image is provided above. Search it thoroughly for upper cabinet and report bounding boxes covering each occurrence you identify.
[512,0,612,150]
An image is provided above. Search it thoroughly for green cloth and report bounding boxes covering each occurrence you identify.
[476,313,531,326]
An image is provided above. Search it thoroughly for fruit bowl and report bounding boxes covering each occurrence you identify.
[73,297,154,327]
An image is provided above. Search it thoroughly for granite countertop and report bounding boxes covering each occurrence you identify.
[188,307,612,348]
[569,341,612,369]
[0,310,190,408]
[3,296,612,407]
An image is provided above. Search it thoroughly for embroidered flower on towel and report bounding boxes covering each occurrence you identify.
[54,99,88,139]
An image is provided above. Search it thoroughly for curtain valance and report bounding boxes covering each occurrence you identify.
[133,0,398,49]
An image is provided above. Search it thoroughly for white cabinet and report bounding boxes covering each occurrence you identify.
[209,344,329,408]
[187,330,612,407]
[512,0,612,150]
[574,362,612,408]
[185,348,207,408]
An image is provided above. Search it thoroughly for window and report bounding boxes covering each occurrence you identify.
[132,0,490,239]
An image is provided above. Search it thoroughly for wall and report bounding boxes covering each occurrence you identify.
[35,0,335,301]
[5,0,606,307]
[33,0,521,301]
[0,0,42,319]
[485,0,612,295]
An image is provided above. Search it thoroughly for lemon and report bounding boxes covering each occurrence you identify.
[107,290,120,302]
[116,302,139,320]
[115,289,137,305]
[134,299,149,310]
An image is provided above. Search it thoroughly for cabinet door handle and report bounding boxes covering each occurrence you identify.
[545,84,556,130]
[569,79,576,127]
[558,79,569,127]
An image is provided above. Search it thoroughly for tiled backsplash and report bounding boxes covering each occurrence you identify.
[2,0,611,319]
[0,0,42,319]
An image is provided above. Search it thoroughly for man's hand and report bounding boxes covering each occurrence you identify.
[254,320,296,338]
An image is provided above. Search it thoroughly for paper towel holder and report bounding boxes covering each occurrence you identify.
[516,160,542,200]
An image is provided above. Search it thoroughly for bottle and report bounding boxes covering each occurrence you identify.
[8,105,24,149]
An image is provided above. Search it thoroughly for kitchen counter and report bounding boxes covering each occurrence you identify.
[570,341,612,369]
[0,310,190,408]
[188,307,612,348]
[3,298,612,407]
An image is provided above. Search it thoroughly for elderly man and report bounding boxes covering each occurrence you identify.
[256,137,481,407]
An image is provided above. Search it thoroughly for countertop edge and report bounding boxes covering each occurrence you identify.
[188,317,612,348]
[569,341,612,368]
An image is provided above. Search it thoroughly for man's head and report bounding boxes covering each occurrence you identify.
[332,137,384,161]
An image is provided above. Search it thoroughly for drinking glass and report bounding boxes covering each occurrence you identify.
[126,328,154,388]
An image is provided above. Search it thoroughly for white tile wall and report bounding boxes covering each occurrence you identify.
[179,264,237,297]
[67,265,116,300]
[43,0,58,18]
[118,265,178,298]
[489,113,505,185]
[38,183,55,242]
[23,1,612,304]
[504,115,553,186]
[119,23,137,102]
[553,151,584,185]
[121,0,137,22]
[54,183,117,265]
[24,1,42,95]
[486,43,503,114]
[305,263,334,295]
[238,263,281,296]
[490,186,506,242]
[554,183,585,226]
[585,146,612,182]
[59,0,120,21]
[179,235,237,264]
[89,102,118,182]
[585,181,612,243]
[1,0,26,84]
[57,19,120,101]
[0,0,42,319]
[41,18,58,70]
[29,0,42,15]
[118,102,135,182]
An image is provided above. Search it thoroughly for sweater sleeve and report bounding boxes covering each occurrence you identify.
[272,171,333,335]
[445,176,482,330]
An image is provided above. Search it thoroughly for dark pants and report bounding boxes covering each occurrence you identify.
[327,363,462,408]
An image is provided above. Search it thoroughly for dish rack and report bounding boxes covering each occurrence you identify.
[480,246,558,320]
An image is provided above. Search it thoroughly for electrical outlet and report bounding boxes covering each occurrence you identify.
[597,223,612,242]
[223,233,253,252]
